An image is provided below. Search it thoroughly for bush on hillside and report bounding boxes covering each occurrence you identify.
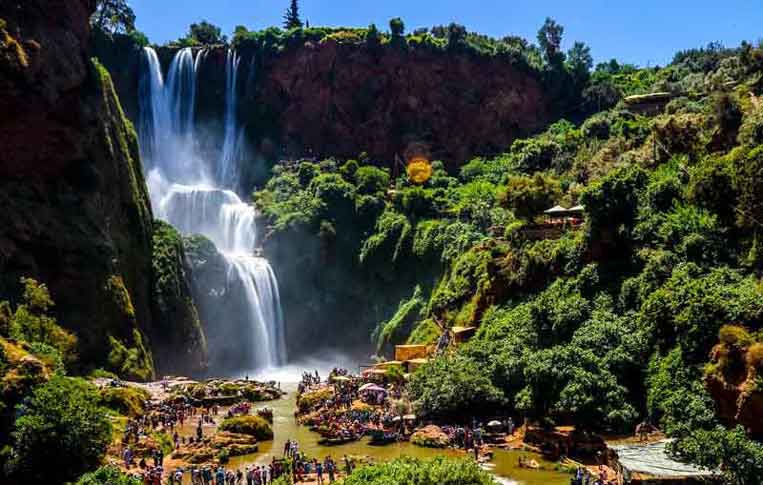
[407,354,505,420]
[7,376,111,483]
[100,386,151,417]
[342,456,494,485]
[76,465,142,485]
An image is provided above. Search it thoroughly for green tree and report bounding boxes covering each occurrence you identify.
[389,18,405,39]
[283,0,303,30]
[189,21,225,45]
[499,173,562,221]
[355,166,390,195]
[567,41,593,86]
[734,147,763,232]
[9,277,77,364]
[91,0,136,34]
[408,354,505,420]
[580,165,648,234]
[446,23,467,50]
[366,23,382,48]
[8,377,112,483]
[537,17,565,67]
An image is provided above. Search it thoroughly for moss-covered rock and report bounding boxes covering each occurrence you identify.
[411,425,451,448]
[151,220,208,376]
[218,416,273,441]
[296,387,334,413]
[99,386,151,417]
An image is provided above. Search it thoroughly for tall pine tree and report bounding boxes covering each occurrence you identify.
[283,0,303,29]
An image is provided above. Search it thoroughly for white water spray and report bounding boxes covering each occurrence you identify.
[139,46,286,371]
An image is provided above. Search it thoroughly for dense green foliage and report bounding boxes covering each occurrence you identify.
[256,39,763,482]
[76,465,142,485]
[99,385,151,417]
[341,457,495,485]
[407,354,505,420]
[91,0,136,34]
[0,278,76,367]
[6,376,111,483]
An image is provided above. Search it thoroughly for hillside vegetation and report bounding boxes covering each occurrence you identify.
[256,42,763,482]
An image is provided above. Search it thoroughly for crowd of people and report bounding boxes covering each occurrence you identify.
[296,369,411,444]
[166,459,287,485]
[121,394,220,447]
[572,465,611,485]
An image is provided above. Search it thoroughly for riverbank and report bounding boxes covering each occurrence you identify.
[99,374,571,485]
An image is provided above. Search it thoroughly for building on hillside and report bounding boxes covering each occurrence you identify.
[607,440,718,484]
[622,92,676,115]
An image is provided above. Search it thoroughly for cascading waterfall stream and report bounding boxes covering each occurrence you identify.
[219,50,243,188]
[139,46,286,371]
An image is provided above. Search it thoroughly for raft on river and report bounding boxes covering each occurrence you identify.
[317,435,361,446]
[368,429,399,445]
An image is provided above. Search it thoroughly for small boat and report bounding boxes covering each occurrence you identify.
[257,408,274,423]
[368,429,398,445]
[317,435,359,446]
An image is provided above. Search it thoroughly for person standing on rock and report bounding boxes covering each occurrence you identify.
[215,466,225,485]
[326,457,336,483]
[123,446,133,468]
[315,459,324,485]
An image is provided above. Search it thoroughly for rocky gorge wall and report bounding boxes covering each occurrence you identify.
[100,39,552,180]
[0,0,206,378]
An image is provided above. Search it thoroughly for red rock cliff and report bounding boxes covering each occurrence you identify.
[250,40,551,164]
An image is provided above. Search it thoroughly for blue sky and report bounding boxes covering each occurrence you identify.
[131,0,762,67]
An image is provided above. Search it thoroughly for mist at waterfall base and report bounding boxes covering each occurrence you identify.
[139,46,291,376]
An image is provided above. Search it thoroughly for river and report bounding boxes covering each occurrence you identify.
[218,382,571,485]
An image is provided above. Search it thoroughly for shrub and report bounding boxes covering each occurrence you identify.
[8,377,112,483]
[407,354,505,420]
[106,330,154,381]
[343,456,494,485]
[719,325,753,348]
[76,465,142,485]
[218,416,273,441]
[100,386,151,417]
[355,165,390,195]
[374,286,424,352]
[499,172,562,221]
[296,387,333,412]
[8,277,77,364]
[747,343,763,371]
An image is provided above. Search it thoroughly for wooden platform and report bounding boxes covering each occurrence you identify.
[395,345,429,361]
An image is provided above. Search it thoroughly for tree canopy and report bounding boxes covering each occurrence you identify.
[7,377,112,483]
[91,0,136,34]
[283,0,303,30]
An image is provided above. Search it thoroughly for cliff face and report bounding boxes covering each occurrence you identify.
[104,40,551,177]
[249,41,551,166]
[705,341,763,437]
[0,0,205,378]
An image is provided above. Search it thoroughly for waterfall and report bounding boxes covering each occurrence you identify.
[165,48,196,137]
[219,49,243,188]
[139,46,208,184]
[139,46,286,372]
